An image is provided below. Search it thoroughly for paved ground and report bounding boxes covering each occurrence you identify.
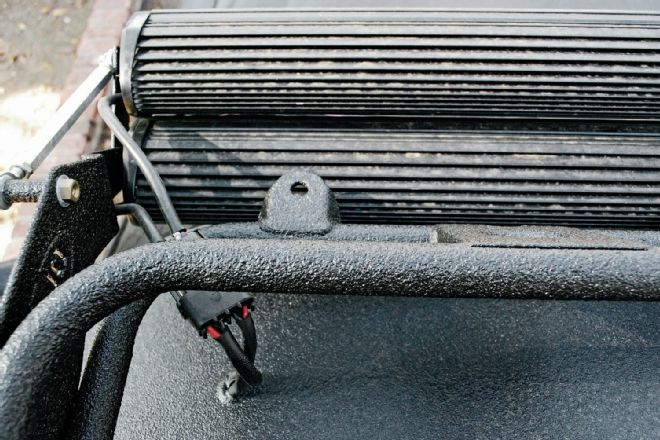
[0,0,94,92]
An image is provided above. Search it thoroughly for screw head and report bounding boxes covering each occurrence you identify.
[56,175,80,207]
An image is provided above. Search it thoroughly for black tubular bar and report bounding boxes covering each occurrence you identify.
[1,237,659,438]
[0,177,44,208]
[68,297,154,440]
[68,204,165,440]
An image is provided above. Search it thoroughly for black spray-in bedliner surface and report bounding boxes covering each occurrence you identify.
[114,291,660,440]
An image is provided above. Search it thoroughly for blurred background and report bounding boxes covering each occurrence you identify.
[0,0,94,259]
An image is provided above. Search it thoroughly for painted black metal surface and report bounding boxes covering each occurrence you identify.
[0,260,14,299]
[0,177,44,208]
[68,221,157,440]
[259,171,340,235]
[0,154,119,440]
[0,154,119,345]
[0,228,657,436]
[198,222,657,249]
[1,228,659,438]
[68,298,154,440]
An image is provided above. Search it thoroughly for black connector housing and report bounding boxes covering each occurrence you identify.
[177,291,254,334]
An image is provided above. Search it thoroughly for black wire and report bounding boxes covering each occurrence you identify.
[114,203,164,243]
[98,94,184,233]
[212,324,262,386]
[114,202,182,302]
[235,314,258,363]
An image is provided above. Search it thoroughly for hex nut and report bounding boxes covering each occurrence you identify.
[55,175,80,207]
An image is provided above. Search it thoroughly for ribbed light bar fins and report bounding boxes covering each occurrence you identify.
[121,9,660,121]
[131,120,660,227]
